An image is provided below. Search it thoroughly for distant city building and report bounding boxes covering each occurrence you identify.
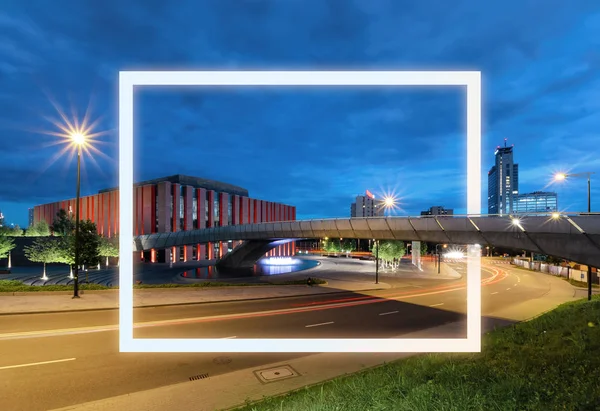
[28,208,34,227]
[421,206,454,216]
[351,190,384,217]
[0,210,3,227]
[33,174,296,263]
[488,139,519,215]
[513,191,558,214]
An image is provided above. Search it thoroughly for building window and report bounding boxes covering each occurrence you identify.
[193,196,198,229]
[213,196,220,227]
[228,196,232,225]
[155,187,159,233]
[205,199,209,226]
[179,195,184,230]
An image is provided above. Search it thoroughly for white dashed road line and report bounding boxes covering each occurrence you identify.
[222,336,237,339]
[491,292,499,295]
[429,303,444,307]
[506,288,511,290]
[379,311,399,316]
[0,358,76,371]
[305,322,334,328]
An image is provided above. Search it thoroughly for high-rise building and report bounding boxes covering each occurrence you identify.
[28,208,34,227]
[421,206,454,216]
[513,191,558,214]
[351,190,384,217]
[488,139,519,215]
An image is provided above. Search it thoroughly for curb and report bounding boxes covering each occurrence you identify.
[0,290,88,296]
[0,283,325,296]
[0,286,388,316]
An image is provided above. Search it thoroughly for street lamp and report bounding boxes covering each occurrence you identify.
[435,244,447,274]
[71,131,85,299]
[383,196,396,217]
[375,239,379,284]
[554,171,596,301]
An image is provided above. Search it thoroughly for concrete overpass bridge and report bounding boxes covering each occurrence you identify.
[132,213,600,269]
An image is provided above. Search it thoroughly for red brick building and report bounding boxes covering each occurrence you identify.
[33,175,296,263]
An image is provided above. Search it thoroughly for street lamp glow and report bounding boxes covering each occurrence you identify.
[384,196,395,207]
[554,173,567,181]
[71,131,85,145]
[551,212,560,219]
[511,218,521,226]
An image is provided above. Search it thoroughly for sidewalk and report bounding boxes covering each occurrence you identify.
[0,279,391,315]
[46,318,522,411]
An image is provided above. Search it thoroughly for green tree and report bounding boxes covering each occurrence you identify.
[0,225,23,236]
[420,242,428,256]
[0,236,16,259]
[61,220,101,268]
[372,240,405,269]
[97,235,119,267]
[51,209,74,236]
[340,239,357,253]
[25,221,51,237]
[23,237,64,278]
[323,238,341,253]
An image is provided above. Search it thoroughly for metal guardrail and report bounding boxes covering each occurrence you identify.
[223,212,600,225]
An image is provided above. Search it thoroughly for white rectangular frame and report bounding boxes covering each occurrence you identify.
[119,70,481,353]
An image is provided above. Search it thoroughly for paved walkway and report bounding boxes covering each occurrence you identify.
[0,279,391,315]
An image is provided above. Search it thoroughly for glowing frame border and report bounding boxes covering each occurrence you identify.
[118,70,481,353]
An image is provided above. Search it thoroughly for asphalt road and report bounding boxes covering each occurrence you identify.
[0,262,566,411]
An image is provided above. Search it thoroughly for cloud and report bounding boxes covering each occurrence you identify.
[1,0,599,226]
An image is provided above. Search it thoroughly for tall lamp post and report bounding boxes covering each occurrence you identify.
[555,171,596,301]
[71,132,85,299]
[435,244,447,274]
[375,239,379,284]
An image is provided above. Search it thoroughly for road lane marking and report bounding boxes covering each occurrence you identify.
[514,283,517,287]
[491,292,499,295]
[305,322,334,328]
[0,266,511,341]
[379,311,399,316]
[506,288,511,290]
[0,358,75,370]
[222,336,237,339]
[429,303,444,307]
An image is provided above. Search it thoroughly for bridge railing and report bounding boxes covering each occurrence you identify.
[258,211,600,225]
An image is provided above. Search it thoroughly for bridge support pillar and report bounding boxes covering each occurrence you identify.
[412,241,422,271]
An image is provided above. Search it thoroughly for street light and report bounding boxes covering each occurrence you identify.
[375,239,379,284]
[71,131,86,299]
[554,171,596,300]
[383,196,397,217]
[435,244,447,274]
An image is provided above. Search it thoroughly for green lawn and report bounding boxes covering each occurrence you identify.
[237,296,600,411]
[0,278,326,293]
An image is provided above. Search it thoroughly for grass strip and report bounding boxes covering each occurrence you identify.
[0,278,327,292]
[237,296,600,411]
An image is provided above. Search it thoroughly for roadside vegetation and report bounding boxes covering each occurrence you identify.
[238,296,600,411]
[0,278,327,293]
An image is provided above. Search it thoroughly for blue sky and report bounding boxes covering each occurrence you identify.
[1,0,599,227]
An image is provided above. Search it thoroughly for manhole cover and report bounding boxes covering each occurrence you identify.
[254,365,300,384]
[213,356,232,365]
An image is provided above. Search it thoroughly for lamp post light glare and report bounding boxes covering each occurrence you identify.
[554,173,567,181]
[553,170,596,301]
[382,195,397,217]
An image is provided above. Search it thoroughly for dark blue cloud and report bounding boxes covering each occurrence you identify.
[0,0,599,226]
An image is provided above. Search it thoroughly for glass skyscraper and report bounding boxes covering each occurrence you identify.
[488,140,519,215]
[513,191,558,214]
